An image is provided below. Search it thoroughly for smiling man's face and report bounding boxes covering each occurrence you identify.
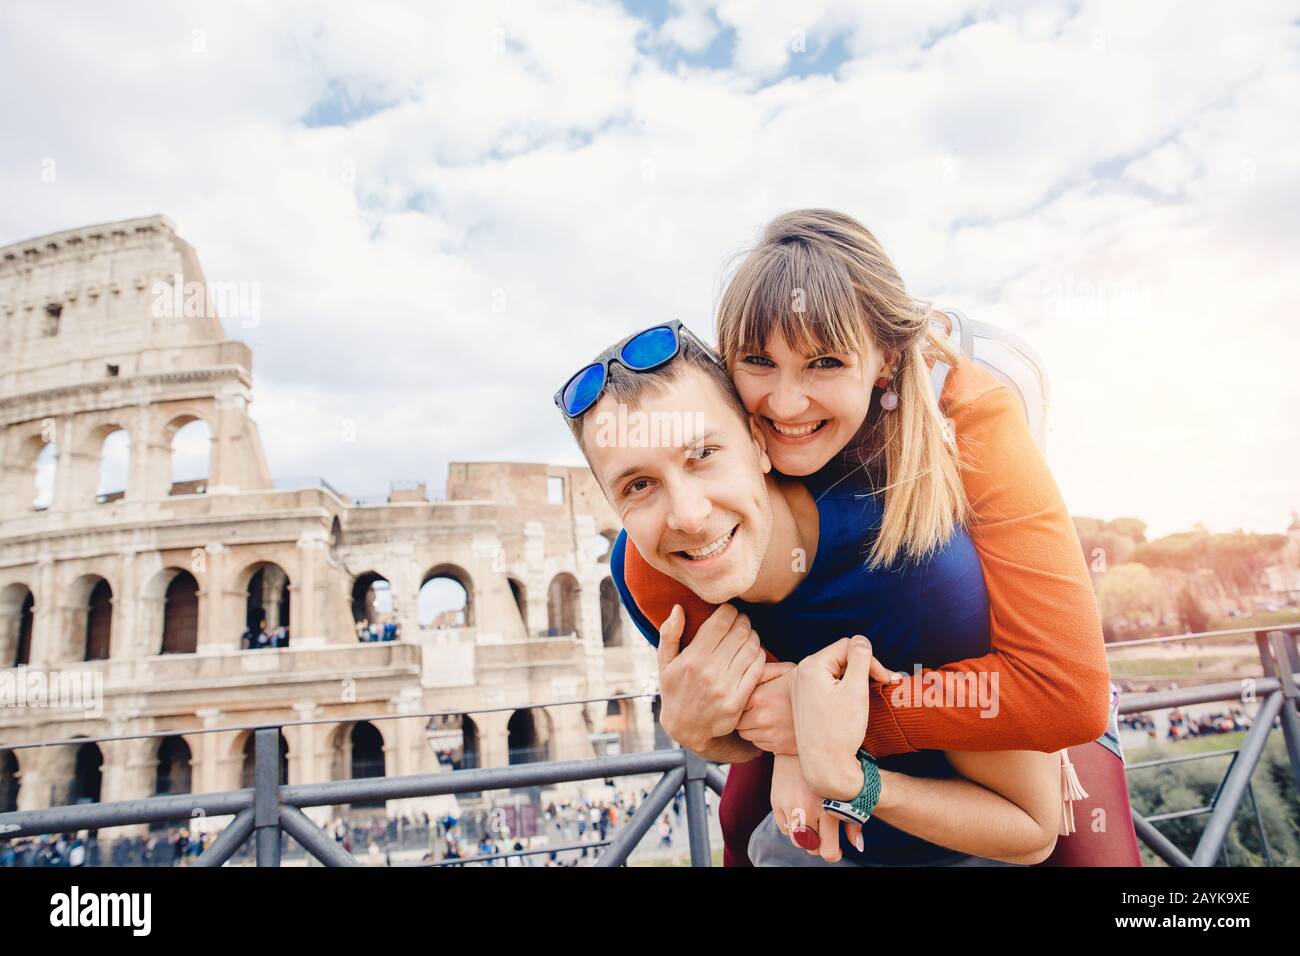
[582,364,775,605]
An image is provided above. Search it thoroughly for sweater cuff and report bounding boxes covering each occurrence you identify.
[862,684,915,757]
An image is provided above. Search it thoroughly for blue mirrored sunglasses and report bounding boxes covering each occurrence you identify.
[553,320,720,419]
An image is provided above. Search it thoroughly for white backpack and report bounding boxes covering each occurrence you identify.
[929,308,1051,454]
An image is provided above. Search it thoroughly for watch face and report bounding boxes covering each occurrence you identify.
[822,799,869,826]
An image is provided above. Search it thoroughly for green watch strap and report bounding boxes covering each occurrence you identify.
[849,747,882,818]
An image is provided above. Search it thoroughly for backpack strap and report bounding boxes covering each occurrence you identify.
[929,308,971,402]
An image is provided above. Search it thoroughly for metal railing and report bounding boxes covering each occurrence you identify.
[1,624,1296,867]
[1114,625,1300,866]
[0,739,722,867]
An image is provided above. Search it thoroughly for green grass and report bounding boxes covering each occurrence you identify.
[1128,730,1246,764]
[1108,655,1259,678]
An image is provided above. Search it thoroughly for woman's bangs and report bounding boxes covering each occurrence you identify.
[726,247,865,360]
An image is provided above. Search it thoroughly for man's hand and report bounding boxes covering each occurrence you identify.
[736,662,798,755]
[657,603,766,752]
[791,636,892,800]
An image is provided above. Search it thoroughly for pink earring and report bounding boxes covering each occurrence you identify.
[876,366,899,411]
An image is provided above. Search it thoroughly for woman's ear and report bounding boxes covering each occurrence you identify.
[748,413,772,474]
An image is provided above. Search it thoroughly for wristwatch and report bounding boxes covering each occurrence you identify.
[820,747,881,826]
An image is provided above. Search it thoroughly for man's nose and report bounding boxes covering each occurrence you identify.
[664,479,711,536]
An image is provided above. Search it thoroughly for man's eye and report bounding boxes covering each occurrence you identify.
[810,356,844,370]
[689,446,719,462]
[624,478,652,496]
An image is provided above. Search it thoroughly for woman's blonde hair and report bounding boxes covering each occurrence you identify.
[715,208,967,568]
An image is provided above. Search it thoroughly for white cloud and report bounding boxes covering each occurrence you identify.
[0,0,1295,537]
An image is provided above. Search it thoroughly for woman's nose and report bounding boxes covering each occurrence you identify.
[766,378,810,421]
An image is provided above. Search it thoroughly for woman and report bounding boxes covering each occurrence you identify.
[621,208,1140,865]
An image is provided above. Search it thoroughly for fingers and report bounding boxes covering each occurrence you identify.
[656,605,684,667]
[868,655,904,685]
[842,635,875,690]
[756,661,795,685]
[843,821,865,854]
[697,603,740,654]
[804,636,853,678]
[817,812,842,862]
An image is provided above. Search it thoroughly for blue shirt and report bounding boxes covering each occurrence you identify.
[610,477,991,865]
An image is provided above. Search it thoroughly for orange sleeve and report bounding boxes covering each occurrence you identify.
[623,359,1111,757]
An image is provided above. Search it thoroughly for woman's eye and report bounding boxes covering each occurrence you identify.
[810,356,844,370]
[741,354,774,367]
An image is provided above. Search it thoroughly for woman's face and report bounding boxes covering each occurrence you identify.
[730,333,888,477]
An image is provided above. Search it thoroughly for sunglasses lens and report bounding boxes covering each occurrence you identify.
[620,325,678,370]
[562,363,606,416]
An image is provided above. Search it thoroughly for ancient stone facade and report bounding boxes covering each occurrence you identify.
[0,216,660,835]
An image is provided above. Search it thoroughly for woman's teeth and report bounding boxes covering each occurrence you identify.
[769,418,826,438]
[682,527,735,561]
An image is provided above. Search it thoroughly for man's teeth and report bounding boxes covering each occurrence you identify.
[683,528,734,560]
[770,418,825,437]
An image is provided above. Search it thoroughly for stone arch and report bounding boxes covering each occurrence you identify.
[33,438,58,511]
[0,582,35,667]
[161,570,200,654]
[0,750,18,813]
[70,741,103,805]
[351,571,392,630]
[599,577,623,647]
[546,572,581,637]
[67,574,114,661]
[507,708,552,765]
[237,730,289,788]
[235,560,291,648]
[418,563,473,629]
[89,424,131,505]
[165,415,211,496]
[327,721,389,812]
[154,736,193,796]
[595,529,618,563]
[507,577,528,630]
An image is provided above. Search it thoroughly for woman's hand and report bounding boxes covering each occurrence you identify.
[771,753,864,862]
[791,636,887,800]
[736,662,798,755]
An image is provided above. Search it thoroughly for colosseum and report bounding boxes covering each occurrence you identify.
[0,215,662,839]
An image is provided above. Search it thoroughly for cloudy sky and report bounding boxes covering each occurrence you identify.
[1,0,1295,539]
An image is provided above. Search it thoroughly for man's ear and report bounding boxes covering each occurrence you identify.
[748,413,772,474]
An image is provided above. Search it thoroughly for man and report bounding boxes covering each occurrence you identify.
[555,324,1065,866]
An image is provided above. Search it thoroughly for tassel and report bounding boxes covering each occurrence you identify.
[1058,749,1089,836]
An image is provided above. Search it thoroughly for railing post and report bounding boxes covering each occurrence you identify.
[254,726,282,867]
[682,750,712,867]
[1256,631,1300,795]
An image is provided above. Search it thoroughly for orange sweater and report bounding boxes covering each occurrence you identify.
[623,356,1112,758]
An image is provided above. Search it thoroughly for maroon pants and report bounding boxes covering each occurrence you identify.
[719,741,1142,867]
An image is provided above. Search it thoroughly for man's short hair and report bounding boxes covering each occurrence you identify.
[564,334,751,459]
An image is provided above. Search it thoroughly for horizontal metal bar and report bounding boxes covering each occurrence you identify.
[280,750,688,809]
[1125,749,1240,771]
[1119,676,1285,714]
[1107,623,1300,650]
[1144,807,1211,823]
[0,789,252,839]
[432,838,614,866]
